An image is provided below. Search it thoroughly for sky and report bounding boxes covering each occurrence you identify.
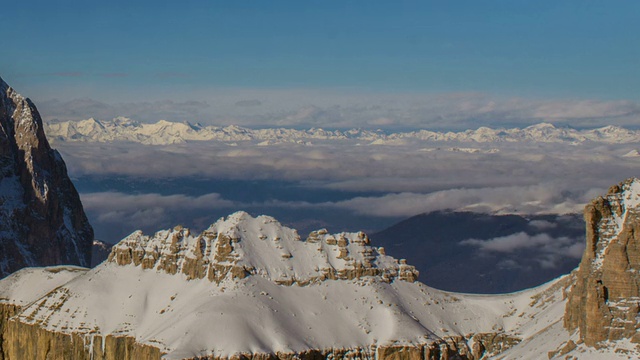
[2,1,640,129]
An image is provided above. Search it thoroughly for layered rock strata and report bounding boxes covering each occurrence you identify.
[0,319,514,360]
[0,77,93,276]
[564,178,640,346]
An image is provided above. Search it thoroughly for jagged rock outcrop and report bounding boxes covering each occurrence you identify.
[564,178,640,346]
[0,77,93,276]
[108,212,419,286]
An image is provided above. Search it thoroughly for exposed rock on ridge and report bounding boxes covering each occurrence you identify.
[108,211,419,285]
[0,77,93,277]
[565,178,640,346]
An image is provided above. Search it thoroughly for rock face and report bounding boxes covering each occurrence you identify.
[564,178,640,346]
[0,323,509,360]
[0,77,93,277]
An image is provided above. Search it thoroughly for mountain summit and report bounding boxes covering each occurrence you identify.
[109,211,419,285]
[0,77,93,276]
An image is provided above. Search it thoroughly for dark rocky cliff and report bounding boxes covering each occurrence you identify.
[0,77,93,276]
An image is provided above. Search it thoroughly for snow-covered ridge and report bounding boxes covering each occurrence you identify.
[590,178,640,268]
[45,117,640,145]
[109,211,418,286]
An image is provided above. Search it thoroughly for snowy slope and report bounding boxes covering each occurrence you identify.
[45,118,640,145]
[1,212,636,358]
[0,212,608,359]
[0,266,87,306]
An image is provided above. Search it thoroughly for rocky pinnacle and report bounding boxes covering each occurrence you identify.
[0,76,93,277]
[564,178,640,346]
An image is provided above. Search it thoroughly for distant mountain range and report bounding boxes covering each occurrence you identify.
[45,117,640,145]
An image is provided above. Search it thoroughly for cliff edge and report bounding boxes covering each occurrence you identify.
[0,77,93,277]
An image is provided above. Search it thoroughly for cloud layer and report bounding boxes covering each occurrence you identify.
[325,183,601,217]
[80,192,238,241]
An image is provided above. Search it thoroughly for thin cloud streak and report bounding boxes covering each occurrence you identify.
[459,232,584,269]
[263,183,603,217]
[37,91,640,129]
[48,72,84,77]
[101,73,129,78]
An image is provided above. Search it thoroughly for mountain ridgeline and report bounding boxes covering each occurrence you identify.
[45,117,640,145]
[0,77,93,277]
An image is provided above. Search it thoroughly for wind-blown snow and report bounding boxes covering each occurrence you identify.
[0,266,87,306]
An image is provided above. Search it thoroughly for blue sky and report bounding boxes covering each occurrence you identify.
[2,1,640,127]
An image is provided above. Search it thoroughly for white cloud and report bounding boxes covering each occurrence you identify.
[80,192,237,237]
[324,183,601,217]
[81,192,235,214]
[39,90,640,130]
[532,100,640,120]
[528,220,558,230]
[40,98,210,123]
[460,232,584,269]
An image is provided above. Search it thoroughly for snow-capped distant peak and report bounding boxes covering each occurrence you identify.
[525,122,556,130]
[44,118,640,145]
